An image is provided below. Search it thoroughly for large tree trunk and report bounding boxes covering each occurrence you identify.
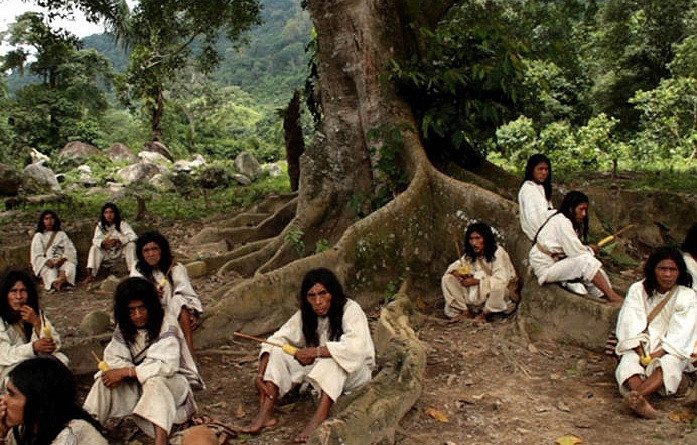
[283,90,305,191]
[151,89,164,142]
[195,1,530,443]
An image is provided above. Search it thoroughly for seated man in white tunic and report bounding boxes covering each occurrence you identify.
[84,202,138,283]
[529,190,623,303]
[615,246,697,418]
[518,153,555,241]
[132,231,203,354]
[30,210,77,292]
[84,277,203,445]
[681,223,697,292]
[0,357,107,445]
[442,222,518,322]
[0,270,68,389]
[242,268,375,443]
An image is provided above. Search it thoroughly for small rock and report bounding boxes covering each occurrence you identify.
[185,261,207,279]
[99,275,120,294]
[527,343,538,354]
[232,173,251,186]
[556,401,571,412]
[80,310,112,335]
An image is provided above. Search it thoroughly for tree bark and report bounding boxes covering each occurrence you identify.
[151,89,165,142]
[283,90,305,192]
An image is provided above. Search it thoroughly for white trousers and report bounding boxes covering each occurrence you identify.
[615,350,687,395]
[263,348,371,402]
[87,243,137,275]
[39,262,76,290]
[534,252,606,298]
[441,271,514,317]
[84,374,192,436]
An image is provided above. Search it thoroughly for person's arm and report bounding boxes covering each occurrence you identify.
[615,283,648,354]
[660,288,697,360]
[556,218,590,257]
[61,232,78,265]
[134,323,181,382]
[92,224,105,249]
[0,323,35,367]
[121,221,138,243]
[324,301,374,373]
[170,264,203,314]
[29,234,49,275]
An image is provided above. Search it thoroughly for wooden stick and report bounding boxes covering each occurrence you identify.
[233,331,285,349]
[91,350,101,364]
[453,233,464,266]
[597,224,636,247]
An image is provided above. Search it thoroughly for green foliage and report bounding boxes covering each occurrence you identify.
[285,228,305,256]
[389,0,528,154]
[367,123,411,209]
[314,239,330,254]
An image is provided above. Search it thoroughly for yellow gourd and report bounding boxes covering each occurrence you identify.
[98,361,110,372]
[454,263,471,277]
[597,235,615,248]
[640,354,652,367]
[42,325,53,339]
[282,344,298,355]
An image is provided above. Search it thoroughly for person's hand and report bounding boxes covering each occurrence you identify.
[19,305,40,328]
[32,337,56,354]
[45,258,55,268]
[458,276,479,287]
[101,368,131,389]
[294,347,317,366]
[55,257,66,267]
[0,398,9,438]
[589,244,600,255]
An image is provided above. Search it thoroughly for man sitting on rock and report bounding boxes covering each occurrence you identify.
[615,247,696,418]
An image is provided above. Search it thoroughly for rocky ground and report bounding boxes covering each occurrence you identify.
[4,209,697,445]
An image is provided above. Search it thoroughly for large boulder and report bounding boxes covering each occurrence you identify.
[117,162,163,184]
[232,173,251,186]
[262,162,283,178]
[0,163,21,196]
[150,173,176,192]
[21,163,61,194]
[106,143,138,163]
[174,154,206,173]
[138,150,172,166]
[143,141,174,161]
[59,141,100,162]
[234,151,262,181]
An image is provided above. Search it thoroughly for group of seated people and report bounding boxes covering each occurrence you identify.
[441,152,697,419]
[5,154,696,444]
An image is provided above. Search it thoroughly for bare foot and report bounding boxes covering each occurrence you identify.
[624,390,658,419]
[82,275,95,285]
[473,313,487,324]
[448,310,472,323]
[241,416,277,434]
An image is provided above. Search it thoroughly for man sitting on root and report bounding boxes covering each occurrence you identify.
[615,246,696,418]
[242,268,375,443]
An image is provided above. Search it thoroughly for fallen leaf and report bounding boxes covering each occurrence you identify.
[555,434,583,445]
[424,406,449,423]
[668,409,696,423]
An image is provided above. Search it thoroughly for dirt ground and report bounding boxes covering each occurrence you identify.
[4,213,697,445]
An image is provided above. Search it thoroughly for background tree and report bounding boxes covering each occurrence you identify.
[115,0,261,143]
[2,12,113,152]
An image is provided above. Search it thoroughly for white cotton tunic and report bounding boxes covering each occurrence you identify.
[83,315,203,436]
[0,314,68,390]
[441,245,518,318]
[87,221,138,275]
[260,299,375,402]
[132,264,203,318]
[30,231,77,290]
[518,180,555,241]
[528,213,606,297]
[683,252,697,293]
[614,282,697,395]
[6,419,107,445]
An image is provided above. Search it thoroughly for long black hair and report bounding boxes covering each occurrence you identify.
[298,268,347,347]
[99,202,122,232]
[8,357,103,445]
[114,277,165,346]
[643,246,692,295]
[681,223,697,258]
[135,231,174,277]
[463,222,498,262]
[0,270,40,340]
[557,191,589,243]
[35,210,61,233]
[523,153,552,200]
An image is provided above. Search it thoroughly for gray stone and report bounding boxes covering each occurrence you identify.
[99,275,120,295]
[234,151,262,180]
[0,163,21,196]
[143,141,174,161]
[21,163,61,194]
[150,173,175,192]
[59,141,100,161]
[80,310,112,335]
[197,165,229,189]
[185,261,207,279]
[174,155,206,173]
[107,143,138,163]
[117,162,163,184]
[29,148,50,165]
[232,173,251,186]
[77,164,92,174]
[138,151,172,166]
[262,162,283,177]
